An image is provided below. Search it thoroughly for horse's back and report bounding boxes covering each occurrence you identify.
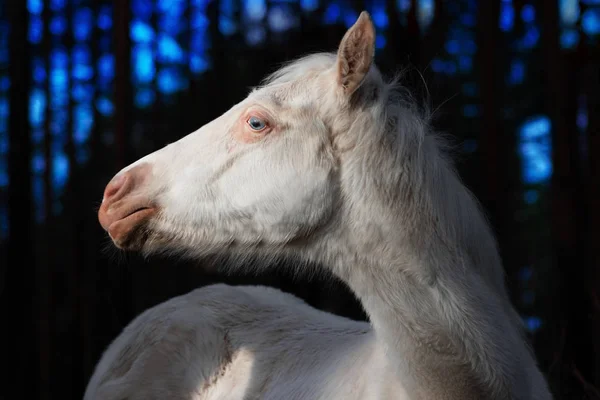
[84,284,405,400]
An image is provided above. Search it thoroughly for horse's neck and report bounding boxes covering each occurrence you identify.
[323,171,534,399]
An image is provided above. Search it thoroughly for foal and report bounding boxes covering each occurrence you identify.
[87,12,552,400]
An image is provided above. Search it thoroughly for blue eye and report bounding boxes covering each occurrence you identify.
[247,116,267,131]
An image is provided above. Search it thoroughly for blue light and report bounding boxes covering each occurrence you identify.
[76,148,90,165]
[190,55,211,73]
[245,26,266,46]
[134,88,156,108]
[520,115,551,140]
[191,31,210,52]
[577,107,588,130]
[50,48,69,68]
[72,64,94,81]
[460,14,476,27]
[372,8,389,29]
[31,129,44,145]
[131,20,155,43]
[157,35,185,63]
[99,36,111,53]
[132,0,154,20]
[191,12,210,30]
[52,151,70,190]
[73,8,93,41]
[132,45,155,83]
[582,0,600,4]
[157,68,188,94]
[268,6,298,32]
[343,10,359,28]
[71,83,93,102]
[520,25,540,49]
[462,104,479,118]
[0,167,8,188]
[219,17,237,36]
[32,57,46,83]
[0,98,8,118]
[157,0,186,14]
[508,59,525,85]
[0,135,7,154]
[521,5,535,23]
[560,29,579,49]
[244,0,267,21]
[518,265,533,282]
[524,189,539,204]
[519,116,553,184]
[458,56,472,73]
[560,0,580,25]
[158,13,185,36]
[375,34,386,49]
[444,61,457,75]
[28,0,44,14]
[220,0,236,15]
[431,58,445,73]
[417,0,434,30]
[29,89,46,128]
[32,175,45,222]
[98,5,113,30]
[72,45,92,65]
[73,105,93,144]
[462,38,477,54]
[192,0,211,9]
[98,54,115,81]
[582,9,600,35]
[0,76,9,91]
[96,97,114,117]
[523,316,542,333]
[445,39,460,55]
[397,0,410,12]
[50,15,68,36]
[499,2,514,32]
[300,0,319,12]
[28,16,44,44]
[324,3,341,24]
[31,151,46,174]
[50,0,67,11]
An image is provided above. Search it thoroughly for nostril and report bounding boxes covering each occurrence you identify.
[103,174,127,202]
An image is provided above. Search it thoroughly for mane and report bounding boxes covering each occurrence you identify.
[345,63,513,302]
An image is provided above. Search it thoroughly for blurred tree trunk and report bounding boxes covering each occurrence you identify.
[542,4,592,398]
[5,2,35,400]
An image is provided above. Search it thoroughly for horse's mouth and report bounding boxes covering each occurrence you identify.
[99,203,157,250]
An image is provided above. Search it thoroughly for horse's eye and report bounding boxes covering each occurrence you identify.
[247,116,267,131]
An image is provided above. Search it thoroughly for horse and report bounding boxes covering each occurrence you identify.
[86,12,552,400]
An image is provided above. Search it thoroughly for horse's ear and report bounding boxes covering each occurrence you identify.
[335,11,376,96]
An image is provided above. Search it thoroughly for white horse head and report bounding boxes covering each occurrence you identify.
[99,12,379,262]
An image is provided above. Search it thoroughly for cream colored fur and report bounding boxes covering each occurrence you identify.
[86,12,552,400]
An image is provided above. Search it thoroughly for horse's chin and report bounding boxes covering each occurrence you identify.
[107,208,156,251]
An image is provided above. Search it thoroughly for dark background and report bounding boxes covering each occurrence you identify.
[1,0,599,398]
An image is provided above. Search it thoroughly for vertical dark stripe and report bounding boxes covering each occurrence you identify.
[477,0,510,253]
[583,59,600,390]
[114,0,131,170]
[5,2,35,400]
[38,1,52,398]
[542,3,590,396]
